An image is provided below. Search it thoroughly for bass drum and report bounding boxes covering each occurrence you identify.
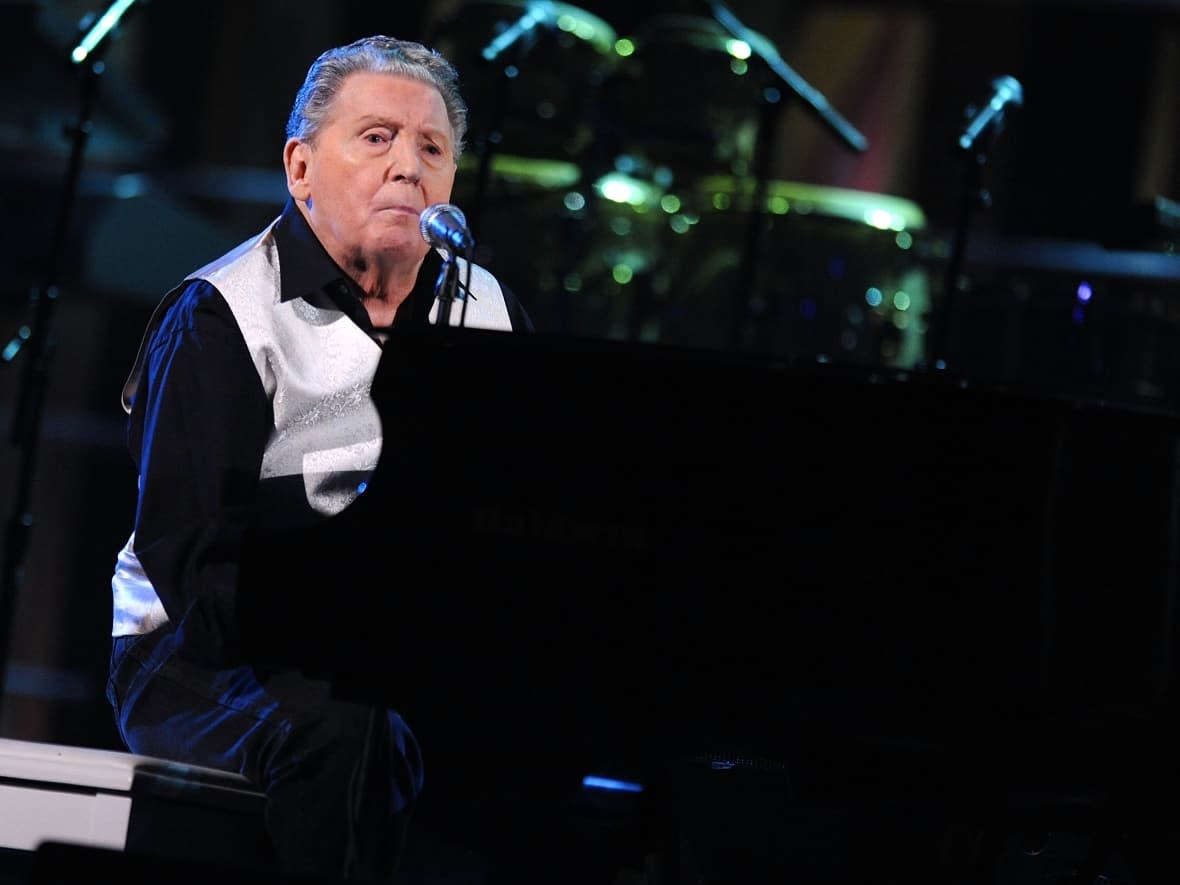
[427,0,621,163]
[452,161,669,340]
[457,164,932,368]
[637,176,934,369]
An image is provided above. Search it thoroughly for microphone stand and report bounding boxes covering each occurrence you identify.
[467,2,552,238]
[0,0,140,720]
[928,80,1019,372]
[431,246,476,329]
[929,146,988,373]
[432,254,459,326]
[702,1,868,353]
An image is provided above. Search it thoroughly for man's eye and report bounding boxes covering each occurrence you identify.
[365,133,387,144]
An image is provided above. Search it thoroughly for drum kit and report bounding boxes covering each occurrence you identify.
[429,1,931,368]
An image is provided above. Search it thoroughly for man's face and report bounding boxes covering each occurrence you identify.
[285,71,458,270]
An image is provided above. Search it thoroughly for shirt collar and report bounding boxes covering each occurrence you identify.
[272,198,444,331]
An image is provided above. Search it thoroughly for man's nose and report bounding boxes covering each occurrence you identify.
[389,137,421,182]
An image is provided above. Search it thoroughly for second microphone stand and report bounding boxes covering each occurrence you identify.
[0,0,142,720]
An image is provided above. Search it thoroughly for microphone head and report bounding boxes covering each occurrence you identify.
[419,203,469,250]
[992,75,1023,107]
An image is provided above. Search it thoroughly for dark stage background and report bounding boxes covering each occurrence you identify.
[1,0,1179,787]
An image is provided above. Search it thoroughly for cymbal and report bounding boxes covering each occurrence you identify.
[458,152,582,189]
[592,170,663,209]
[439,0,618,58]
[431,1,621,161]
[626,13,771,58]
[692,176,928,233]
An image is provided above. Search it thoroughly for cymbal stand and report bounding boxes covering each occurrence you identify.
[728,87,782,354]
[466,63,513,242]
[703,0,867,355]
[0,0,139,721]
[467,3,552,239]
[703,1,868,153]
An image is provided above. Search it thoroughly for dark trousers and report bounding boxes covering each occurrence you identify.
[106,623,423,882]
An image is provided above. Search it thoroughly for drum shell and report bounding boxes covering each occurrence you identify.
[605,15,773,180]
[656,187,932,368]
[429,1,620,162]
[456,167,932,370]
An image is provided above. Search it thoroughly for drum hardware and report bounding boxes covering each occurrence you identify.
[930,74,1024,373]
[705,1,868,155]
[429,0,619,234]
[595,13,785,347]
[693,177,927,233]
[640,2,869,355]
[649,178,931,365]
[457,152,581,191]
[607,15,774,180]
[433,5,934,368]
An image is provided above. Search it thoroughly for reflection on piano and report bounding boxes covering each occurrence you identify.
[238,326,1180,877]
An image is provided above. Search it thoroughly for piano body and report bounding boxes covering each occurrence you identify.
[237,326,1180,870]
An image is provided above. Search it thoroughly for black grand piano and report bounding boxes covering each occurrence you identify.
[238,326,1180,881]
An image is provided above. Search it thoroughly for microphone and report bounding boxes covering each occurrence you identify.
[958,75,1023,152]
[419,203,474,253]
[481,1,556,63]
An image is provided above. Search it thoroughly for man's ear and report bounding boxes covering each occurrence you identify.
[284,138,311,201]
